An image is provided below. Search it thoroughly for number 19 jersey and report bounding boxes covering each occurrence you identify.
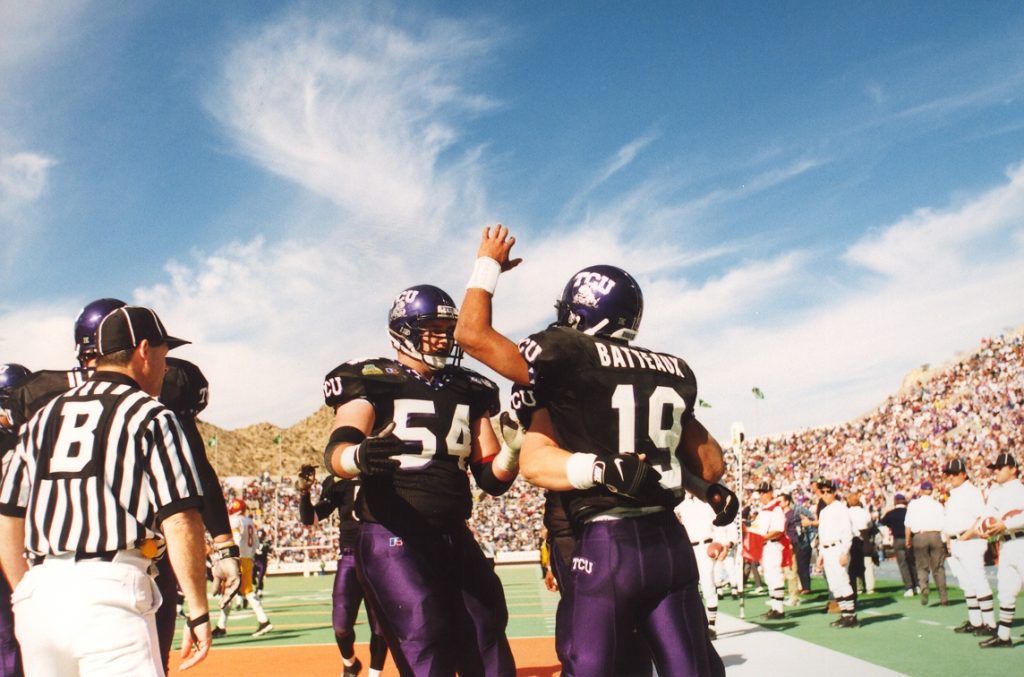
[520,326,698,526]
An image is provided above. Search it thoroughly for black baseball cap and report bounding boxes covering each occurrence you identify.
[942,458,967,475]
[987,453,1018,470]
[96,306,190,356]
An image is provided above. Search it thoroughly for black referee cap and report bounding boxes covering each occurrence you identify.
[96,306,190,356]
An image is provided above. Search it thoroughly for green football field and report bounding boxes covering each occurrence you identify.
[177,564,1022,676]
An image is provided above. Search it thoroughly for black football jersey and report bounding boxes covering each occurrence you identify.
[6,369,90,429]
[313,476,360,549]
[322,358,500,530]
[519,326,698,525]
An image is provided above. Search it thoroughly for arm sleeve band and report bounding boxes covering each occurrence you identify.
[566,453,598,490]
[466,257,502,294]
[472,460,514,497]
[324,426,366,476]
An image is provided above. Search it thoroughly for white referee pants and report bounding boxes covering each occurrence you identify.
[996,540,1024,641]
[12,553,163,676]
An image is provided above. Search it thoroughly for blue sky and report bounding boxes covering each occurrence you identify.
[2,1,1023,443]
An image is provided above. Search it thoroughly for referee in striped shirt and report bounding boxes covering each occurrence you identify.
[0,306,212,675]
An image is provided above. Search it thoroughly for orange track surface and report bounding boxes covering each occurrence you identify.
[170,637,561,676]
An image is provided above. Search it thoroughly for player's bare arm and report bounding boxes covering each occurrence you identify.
[162,508,211,670]
[0,516,28,588]
[519,409,577,491]
[680,417,725,483]
[455,224,530,385]
[324,400,376,479]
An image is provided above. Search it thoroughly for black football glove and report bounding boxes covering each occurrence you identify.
[595,454,675,507]
[295,464,316,493]
[706,483,739,526]
[353,422,417,477]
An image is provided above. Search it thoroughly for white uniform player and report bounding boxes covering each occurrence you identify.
[676,493,721,637]
[750,482,787,619]
[714,519,741,598]
[978,453,1024,648]
[942,458,996,636]
[816,480,858,627]
[214,499,273,638]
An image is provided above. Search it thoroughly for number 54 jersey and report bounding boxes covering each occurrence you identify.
[322,358,500,530]
[519,326,698,525]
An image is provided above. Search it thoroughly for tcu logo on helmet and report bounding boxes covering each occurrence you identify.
[571,272,616,308]
[389,290,420,321]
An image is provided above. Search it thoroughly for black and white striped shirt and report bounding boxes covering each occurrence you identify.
[0,372,204,557]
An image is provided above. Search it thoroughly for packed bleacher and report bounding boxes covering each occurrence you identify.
[223,329,1023,565]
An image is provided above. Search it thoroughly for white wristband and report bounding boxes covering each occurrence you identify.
[467,257,502,295]
[340,446,361,476]
[493,444,520,475]
[566,452,598,490]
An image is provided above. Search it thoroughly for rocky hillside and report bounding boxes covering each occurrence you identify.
[197,406,333,477]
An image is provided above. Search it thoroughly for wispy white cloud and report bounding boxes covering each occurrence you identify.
[0,152,56,215]
[208,9,499,232]
[844,162,1024,281]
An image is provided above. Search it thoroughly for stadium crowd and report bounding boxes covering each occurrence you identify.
[228,330,1022,564]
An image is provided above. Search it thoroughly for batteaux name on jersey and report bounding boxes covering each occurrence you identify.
[594,342,687,377]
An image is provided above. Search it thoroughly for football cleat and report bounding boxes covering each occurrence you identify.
[342,657,363,677]
[978,635,1012,648]
[252,621,273,637]
[953,621,978,634]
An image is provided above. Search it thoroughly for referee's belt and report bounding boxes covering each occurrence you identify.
[1003,530,1024,542]
[29,551,118,566]
[691,538,712,546]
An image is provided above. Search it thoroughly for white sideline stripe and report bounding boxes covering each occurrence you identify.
[713,613,907,677]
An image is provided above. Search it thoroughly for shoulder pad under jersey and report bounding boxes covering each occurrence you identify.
[7,369,88,427]
[322,358,406,408]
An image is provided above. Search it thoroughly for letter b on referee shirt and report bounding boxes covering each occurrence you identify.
[50,401,103,476]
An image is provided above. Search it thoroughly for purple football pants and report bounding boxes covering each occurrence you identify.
[557,511,724,677]
[333,549,382,636]
[356,521,514,677]
[0,571,23,677]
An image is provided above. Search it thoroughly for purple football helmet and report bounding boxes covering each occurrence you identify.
[555,265,643,341]
[74,298,127,365]
[1,363,32,430]
[0,363,32,399]
[388,285,463,369]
